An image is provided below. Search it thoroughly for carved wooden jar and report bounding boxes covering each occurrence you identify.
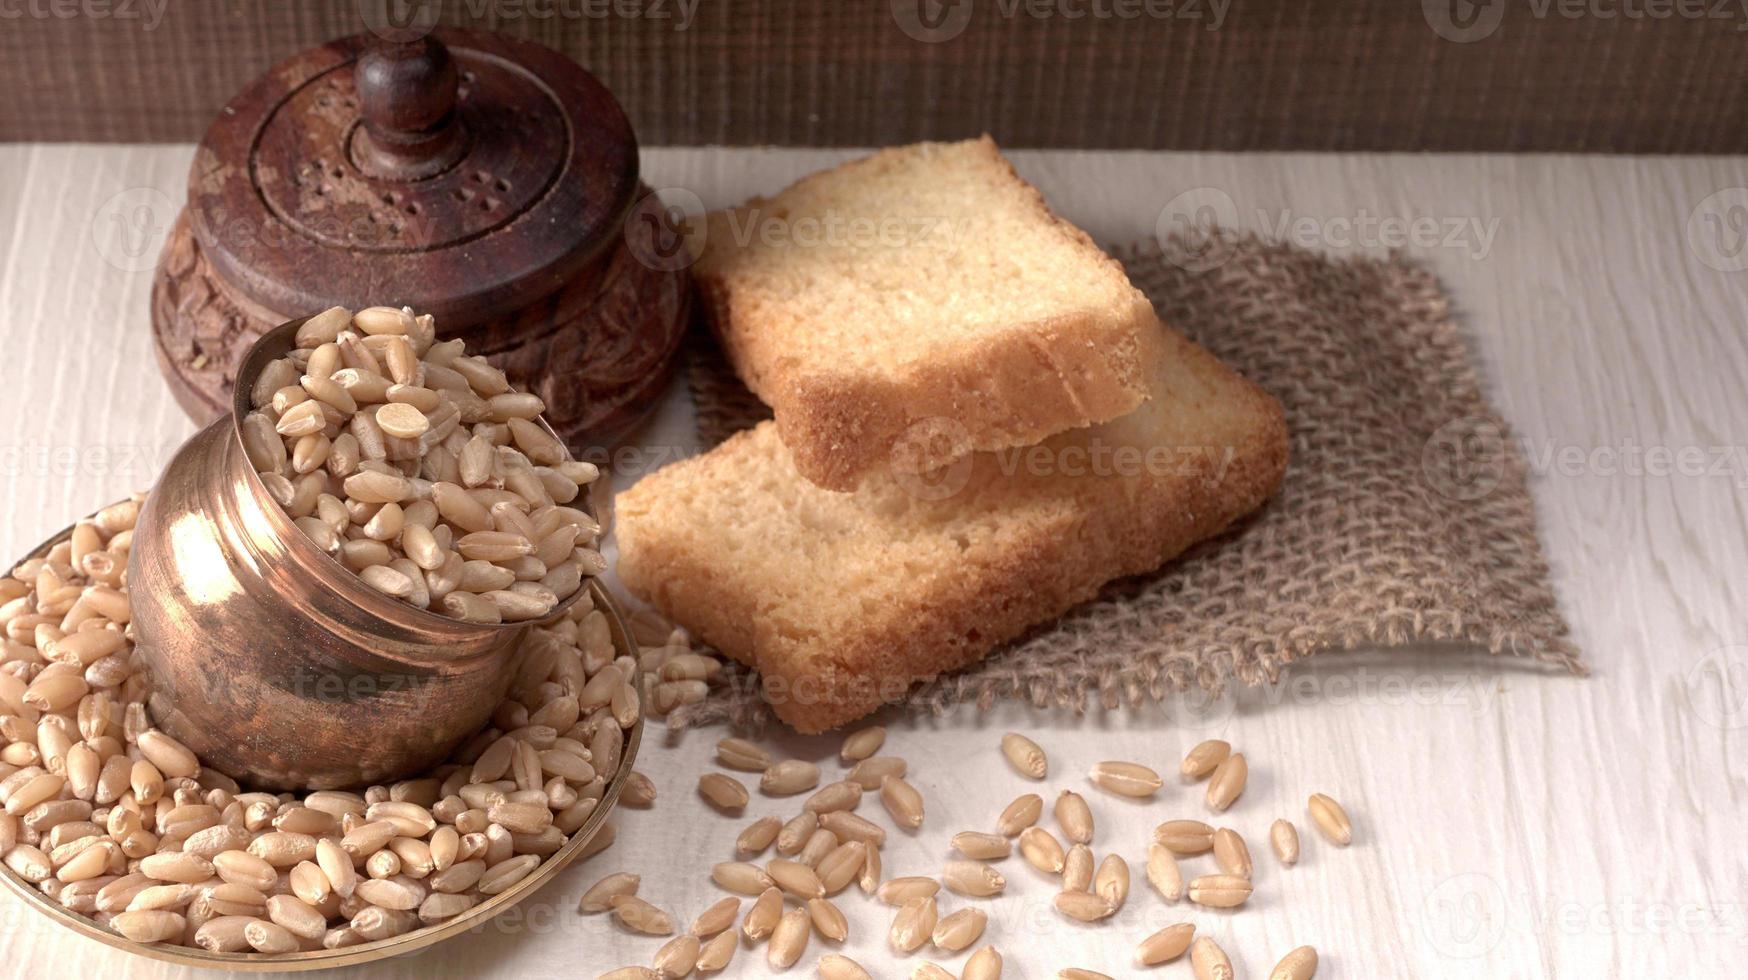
[151,29,690,451]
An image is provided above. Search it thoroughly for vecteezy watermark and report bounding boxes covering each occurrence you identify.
[1686,187,1748,273]
[359,0,700,41]
[889,417,976,502]
[1421,872,1513,957]
[891,0,1227,43]
[1422,0,1748,42]
[1155,186,1240,273]
[716,207,970,256]
[623,186,708,273]
[0,0,168,31]
[0,440,177,480]
[1155,189,1502,271]
[89,186,177,274]
[1422,417,1748,500]
[1258,208,1501,261]
[1422,416,1510,502]
[288,664,441,703]
[1683,645,1748,730]
[1421,872,1746,958]
[627,192,973,271]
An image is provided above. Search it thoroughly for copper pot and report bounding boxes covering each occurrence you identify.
[128,315,587,790]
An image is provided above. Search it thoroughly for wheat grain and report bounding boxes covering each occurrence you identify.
[736,816,782,856]
[963,946,1003,980]
[1270,818,1300,865]
[695,929,738,973]
[846,756,907,791]
[768,858,825,899]
[742,886,783,940]
[609,894,674,935]
[950,831,1012,861]
[1095,853,1129,906]
[698,774,749,813]
[1191,936,1236,980]
[580,872,640,912]
[1270,945,1320,980]
[877,876,941,905]
[1062,844,1094,892]
[999,733,1047,779]
[807,896,849,942]
[1089,761,1163,798]
[839,727,886,763]
[1187,874,1253,909]
[711,861,774,895]
[715,738,772,772]
[818,954,873,980]
[1019,827,1067,875]
[1136,922,1196,965]
[1154,819,1215,855]
[1055,791,1093,844]
[931,906,987,951]
[761,760,822,796]
[1180,739,1230,781]
[1146,843,1184,902]
[690,896,740,937]
[1199,826,1247,879]
[768,906,811,967]
[996,793,1042,837]
[803,780,863,814]
[889,895,938,952]
[652,934,699,979]
[1308,793,1353,845]
[943,860,1005,898]
[1053,890,1116,922]
[880,775,925,829]
[1206,753,1247,812]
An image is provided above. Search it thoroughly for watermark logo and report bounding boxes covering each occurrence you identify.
[1683,645,1748,730]
[1421,0,1508,41]
[0,0,168,32]
[1160,683,1238,730]
[1422,872,1512,957]
[1422,416,1508,501]
[1686,187,1748,273]
[1155,186,1239,273]
[357,0,441,42]
[1424,0,1748,41]
[90,186,176,274]
[623,186,707,273]
[893,0,1228,42]
[890,417,975,501]
[892,0,975,41]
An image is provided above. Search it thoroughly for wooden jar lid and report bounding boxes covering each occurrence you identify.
[154,28,689,448]
[191,30,637,328]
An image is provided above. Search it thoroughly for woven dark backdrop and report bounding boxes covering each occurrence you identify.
[1,0,1742,151]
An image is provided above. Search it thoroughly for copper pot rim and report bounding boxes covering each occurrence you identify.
[227,313,589,643]
[0,504,644,971]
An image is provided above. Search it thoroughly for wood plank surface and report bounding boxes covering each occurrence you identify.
[0,144,1743,977]
[3,1,1748,151]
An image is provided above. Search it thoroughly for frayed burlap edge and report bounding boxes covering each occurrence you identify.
[657,232,1582,732]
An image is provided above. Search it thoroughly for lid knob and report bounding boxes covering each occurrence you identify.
[353,36,467,180]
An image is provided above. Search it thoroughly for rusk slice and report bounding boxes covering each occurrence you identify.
[694,136,1160,491]
[616,326,1288,732]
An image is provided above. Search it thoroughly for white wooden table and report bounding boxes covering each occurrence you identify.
[2,145,1744,978]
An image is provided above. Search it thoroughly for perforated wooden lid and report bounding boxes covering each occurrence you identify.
[187,29,638,329]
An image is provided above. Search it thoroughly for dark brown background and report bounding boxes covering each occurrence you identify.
[1,0,1743,151]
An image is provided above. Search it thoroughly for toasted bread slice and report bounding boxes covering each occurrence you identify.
[694,136,1160,491]
[616,325,1288,732]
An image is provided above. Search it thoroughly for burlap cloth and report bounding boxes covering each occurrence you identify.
[660,233,1582,731]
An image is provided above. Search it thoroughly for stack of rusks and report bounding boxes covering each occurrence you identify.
[618,137,1288,732]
